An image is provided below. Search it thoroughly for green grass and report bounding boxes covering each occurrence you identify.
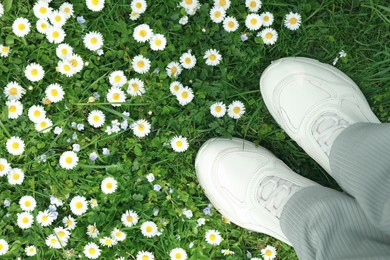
[0,0,389,259]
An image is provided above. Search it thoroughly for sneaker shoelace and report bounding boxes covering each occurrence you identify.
[312,112,350,156]
[257,176,302,218]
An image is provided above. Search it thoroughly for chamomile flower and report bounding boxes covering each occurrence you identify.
[107,87,126,106]
[131,119,151,138]
[35,118,53,133]
[87,224,100,238]
[131,0,147,13]
[36,210,55,227]
[259,28,278,45]
[210,102,226,118]
[170,248,187,260]
[101,177,118,194]
[63,215,77,230]
[70,196,88,216]
[19,196,37,212]
[84,31,104,51]
[261,245,277,260]
[88,110,105,128]
[205,230,223,245]
[129,11,140,20]
[221,249,235,256]
[6,100,23,119]
[28,105,46,123]
[68,54,84,73]
[111,228,126,241]
[0,44,10,57]
[228,100,245,119]
[13,18,31,37]
[25,245,37,256]
[60,2,74,19]
[17,212,34,229]
[56,43,73,59]
[180,51,196,69]
[127,78,145,96]
[6,136,25,155]
[170,81,183,95]
[58,60,76,77]
[90,198,98,208]
[170,136,189,152]
[54,227,71,242]
[223,16,239,32]
[176,86,194,106]
[180,0,199,9]
[204,49,222,66]
[0,159,10,177]
[46,234,61,249]
[84,242,101,259]
[33,1,51,19]
[166,61,182,78]
[245,13,262,31]
[140,221,158,237]
[121,210,139,227]
[86,0,105,12]
[100,237,117,247]
[46,26,66,44]
[132,54,151,74]
[50,11,66,27]
[25,63,44,82]
[137,251,154,260]
[150,34,167,51]
[214,0,230,10]
[8,168,24,185]
[36,19,50,34]
[133,24,153,43]
[246,0,262,12]
[284,12,302,31]
[109,70,127,88]
[260,12,274,27]
[59,151,79,170]
[46,83,65,103]
[209,6,225,23]
[0,239,9,256]
[4,82,24,100]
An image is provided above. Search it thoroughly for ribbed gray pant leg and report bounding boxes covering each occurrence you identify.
[280,186,390,260]
[330,123,390,234]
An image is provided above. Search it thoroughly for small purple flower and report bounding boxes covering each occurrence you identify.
[77,16,86,24]
[102,148,110,155]
[3,199,10,207]
[49,205,57,212]
[153,184,162,192]
[203,206,212,216]
[77,124,84,131]
[72,144,81,152]
[241,34,248,42]
[72,133,78,140]
[93,92,100,99]
[89,152,98,161]
[71,122,77,128]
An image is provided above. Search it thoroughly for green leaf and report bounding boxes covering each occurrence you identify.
[3,0,13,12]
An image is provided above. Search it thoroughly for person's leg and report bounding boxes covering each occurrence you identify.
[330,122,390,235]
[280,186,390,260]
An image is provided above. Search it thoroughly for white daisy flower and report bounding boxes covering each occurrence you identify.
[46,26,66,44]
[86,0,105,12]
[169,248,187,260]
[6,100,23,119]
[259,28,278,45]
[223,16,239,32]
[0,239,9,256]
[6,136,25,156]
[33,1,52,19]
[68,54,84,73]
[0,44,10,57]
[109,70,127,88]
[132,54,151,74]
[260,12,274,27]
[0,3,4,18]
[28,105,46,123]
[88,110,105,128]
[170,136,189,152]
[25,63,44,82]
[133,24,153,43]
[56,43,73,59]
[179,16,188,25]
[176,86,194,106]
[36,210,55,227]
[101,177,118,194]
[140,221,158,237]
[17,212,34,229]
[4,82,24,100]
[84,31,104,51]
[46,234,61,249]
[111,228,126,241]
[131,0,147,14]
[49,11,66,27]
[54,227,70,243]
[58,60,76,77]
[87,223,99,238]
[180,51,196,69]
[59,151,79,170]
[127,78,145,96]
[136,251,155,260]
[60,2,74,19]
[210,6,226,23]
[214,0,230,10]
[166,61,182,78]
[63,215,77,230]
[221,249,235,255]
[169,81,183,95]
[150,33,167,51]
[180,0,199,10]
[8,168,24,185]
[70,196,88,216]
[90,198,98,208]
[284,12,302,31]
[228,100,245,119]
[210,102,226,118]
[19,196,37,212]
[84,242,101,259]
[107,87,126,107]
[0,158,11,177]
[204,49,222,66]
[246,0,262,12]
[35,118,53,133]
[129,11,140,20]
[99,237,117,247]
[245,13,262,31]
[261,245,277,260]
[46,83,65,103]
[205,230,223,245]
[131,119,151,138]
[36,19,50,34]
[121,210,139,227]
[25,245,37,256]
[13,17,31,37]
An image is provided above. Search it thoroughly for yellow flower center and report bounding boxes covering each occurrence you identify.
[65,156,73,164]
[233,107,241,114]
[40,122,47,128]
[146,226,153,232]
[290,17,297,25]
[89,248,96,254]
[18,23,25,31]
[0,244,3,250]
[175,253,182,259]
[210,234,216,241]
[61,48,68,55]
[92,0,99,6]
[106,239,112,245]
[91,37,98,44]
[155,39,162,46]
[25,201,31,207]
[12,142,19,149]
[142,256,149,260]
[42,215,48,222]
[29,248,34,253]
[22,217,29,224]
[136,2,142,9]
[265,250,272,256]
[115,231,121,237]
[250,1,256,7]
[40,7,47,14]
[106,182,113,189]
[71,59,78,67]
[185,0,192,4]
[58,231,65,237]
[41,23,47,29]
[173,85,179,91]
[113,93,120,101]
[64,64,71,71]
[215,106,221,112]
[228,21,234,28]
[139,30,147,37]
[50,239,56,244]
[51,89,58,97]
[138,124,145,131]
[126,216,133,222]
[64,7,70,13]
[93,115,100,122]
[137,60,145,68]
[75,201,83,209]
[13,173,20,180]
[181,91,188,99]
[9,105,17,113]
[219,0,226,6]
[264,16,269,22]
[251,18,257,25]
[184,57,191,64]
[209,54,216,61]
[114,75,121,82]
[31,69,39,76]
[132,84,139,91]
[170,67,177,73]
[55,15,61,22]
[9,87,17,95]
[2,46,9,53]
[66,220,72,226]
[176,141,183,147]
[52,31,59,38]
[34,110,41,117]
[214,11,221,18]
[0,164,4,171]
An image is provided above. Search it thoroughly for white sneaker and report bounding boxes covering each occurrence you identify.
[195,137,319,245]
[260,57,380,175]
